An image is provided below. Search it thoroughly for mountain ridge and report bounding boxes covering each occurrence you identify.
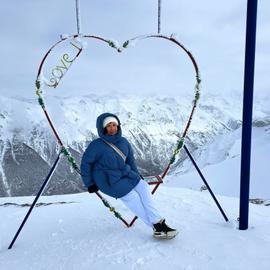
[0,93,269,197]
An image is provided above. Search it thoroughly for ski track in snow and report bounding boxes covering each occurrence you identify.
[0,187,269,270]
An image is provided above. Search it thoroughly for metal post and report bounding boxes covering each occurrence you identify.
[184,145,229,222]
[8,152,62,249]
[75,0,82,35]
[158,0,161,33]
[239,0,258,230]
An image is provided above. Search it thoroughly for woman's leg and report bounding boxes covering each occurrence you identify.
[133,180,163,225]
[120,189,153,227]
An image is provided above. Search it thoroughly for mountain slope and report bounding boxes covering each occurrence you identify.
[0,93,269,197]
[166,126,270,199]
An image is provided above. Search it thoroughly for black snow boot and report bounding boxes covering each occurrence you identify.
[153,219,178,239]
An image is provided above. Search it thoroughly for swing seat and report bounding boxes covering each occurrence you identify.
[143,175,163,185]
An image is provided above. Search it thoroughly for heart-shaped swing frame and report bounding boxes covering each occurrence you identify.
[35,34,201,227]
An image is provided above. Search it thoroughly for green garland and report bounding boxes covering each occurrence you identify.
[61,147,80,172]
[169,73,201,165]
[170,138,185,164]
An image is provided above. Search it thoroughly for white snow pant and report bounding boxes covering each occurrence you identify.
[120,180,163,227]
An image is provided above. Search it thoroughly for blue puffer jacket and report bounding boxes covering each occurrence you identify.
[80,112,141,199]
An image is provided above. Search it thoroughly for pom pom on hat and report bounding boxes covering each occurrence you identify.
[103,116,119,128]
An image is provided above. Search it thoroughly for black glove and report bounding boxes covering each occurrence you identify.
[88,184,99,193]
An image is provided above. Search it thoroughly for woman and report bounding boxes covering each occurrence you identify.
[80,112,178,239]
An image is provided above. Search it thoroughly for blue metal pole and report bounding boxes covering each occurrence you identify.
[8,152,62,249]
[184,145,229,222]
[239,0,258,230]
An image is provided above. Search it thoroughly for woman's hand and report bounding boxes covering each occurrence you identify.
[88,184,99,193]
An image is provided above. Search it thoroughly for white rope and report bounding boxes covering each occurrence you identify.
[75,0,82,35]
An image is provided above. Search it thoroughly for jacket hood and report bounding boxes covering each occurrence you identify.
[96,113,122,143]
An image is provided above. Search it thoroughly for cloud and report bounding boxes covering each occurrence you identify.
[0,0,269,98]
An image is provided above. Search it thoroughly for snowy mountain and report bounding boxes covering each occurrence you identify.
[0,93,269,197]
[0,184,270,270]
[166,126,270,199]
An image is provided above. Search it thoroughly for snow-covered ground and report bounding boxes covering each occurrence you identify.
[167,126,270,199]
[0,183,269,270]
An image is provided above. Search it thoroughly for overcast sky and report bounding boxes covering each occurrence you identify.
[0,0,269,99]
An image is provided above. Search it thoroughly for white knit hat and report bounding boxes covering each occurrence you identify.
[103,116,119,128]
